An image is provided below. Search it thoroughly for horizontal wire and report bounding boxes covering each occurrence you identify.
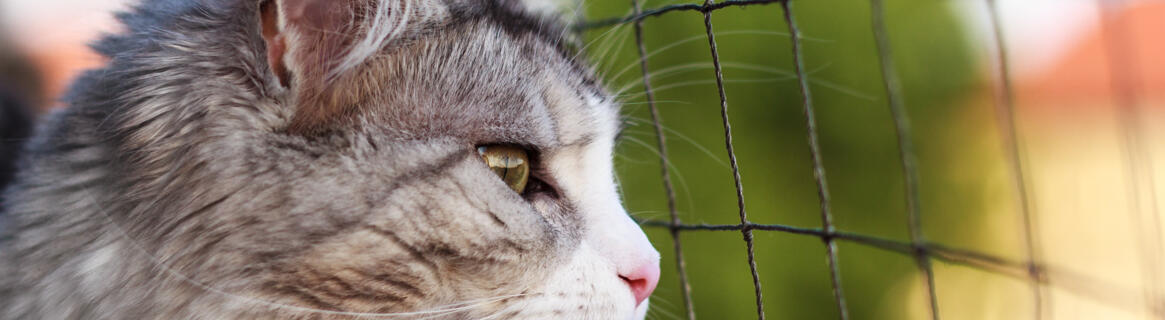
[577,0,782,30]
[636,219,1155,314]
[639,220,1017,270]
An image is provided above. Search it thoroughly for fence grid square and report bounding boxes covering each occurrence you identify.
[580,1,1160,319]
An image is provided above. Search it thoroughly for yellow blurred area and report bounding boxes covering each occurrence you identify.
[906,3,1165,319]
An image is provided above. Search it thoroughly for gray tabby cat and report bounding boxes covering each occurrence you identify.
[0,0,660,318]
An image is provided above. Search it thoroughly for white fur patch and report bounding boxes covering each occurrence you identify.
[537,97,660,319]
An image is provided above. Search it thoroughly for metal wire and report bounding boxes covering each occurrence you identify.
[776,1,849,319]
[579,0,781,29]
[579,0,1159,318]
[1096,1,1165,317]
[983,0,1047,318]
[699,1,766,318]
[630,0,697,318]
[867,0,940,318]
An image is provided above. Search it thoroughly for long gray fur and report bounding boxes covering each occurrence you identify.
[0,0,620,318]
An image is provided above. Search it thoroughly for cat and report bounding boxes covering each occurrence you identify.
[0,0,660,318]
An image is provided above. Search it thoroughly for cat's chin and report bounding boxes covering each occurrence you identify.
[634,298,651,319]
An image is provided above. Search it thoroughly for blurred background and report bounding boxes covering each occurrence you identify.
[2,0,1164,319]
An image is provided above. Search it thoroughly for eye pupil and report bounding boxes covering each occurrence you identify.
[477,145,530,194]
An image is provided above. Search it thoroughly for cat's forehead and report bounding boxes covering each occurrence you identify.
[351,19,617,148]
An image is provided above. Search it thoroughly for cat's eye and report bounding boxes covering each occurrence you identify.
[477,145,529,194]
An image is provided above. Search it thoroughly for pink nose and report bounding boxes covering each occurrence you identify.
[619,262,660,306]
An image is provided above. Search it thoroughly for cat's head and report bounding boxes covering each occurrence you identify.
[80,0,658,318]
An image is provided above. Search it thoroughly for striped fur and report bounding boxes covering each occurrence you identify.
[0,0,656,319]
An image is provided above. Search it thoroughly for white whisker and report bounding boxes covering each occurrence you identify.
[620,135,694,214]
[622,117,729,169]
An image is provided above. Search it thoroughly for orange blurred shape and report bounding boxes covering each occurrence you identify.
[1019,2,1165,110]
[31,43,106,110]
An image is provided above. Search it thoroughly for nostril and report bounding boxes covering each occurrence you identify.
[619,263,660,306]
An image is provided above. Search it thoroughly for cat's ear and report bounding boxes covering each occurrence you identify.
[259,0,437,133]
[259,0,354,87]
[259,0,364,133]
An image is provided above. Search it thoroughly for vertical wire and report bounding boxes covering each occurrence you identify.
[1096,2,1164,317]
[867,0,940,318]
[699,1,766,318]
[631,0,698,318]
[984,1,1047,318]
[777,1,848,319]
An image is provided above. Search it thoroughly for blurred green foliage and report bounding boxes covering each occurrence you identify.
[583,0,1027,319]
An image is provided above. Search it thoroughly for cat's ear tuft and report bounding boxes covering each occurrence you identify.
[259,0,360,87]
[257,0,380,134]
[259,0,289,87]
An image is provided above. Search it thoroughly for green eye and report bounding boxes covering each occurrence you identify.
[477,145,529,194]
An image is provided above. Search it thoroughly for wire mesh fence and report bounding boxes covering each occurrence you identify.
[579,0,1162,319]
